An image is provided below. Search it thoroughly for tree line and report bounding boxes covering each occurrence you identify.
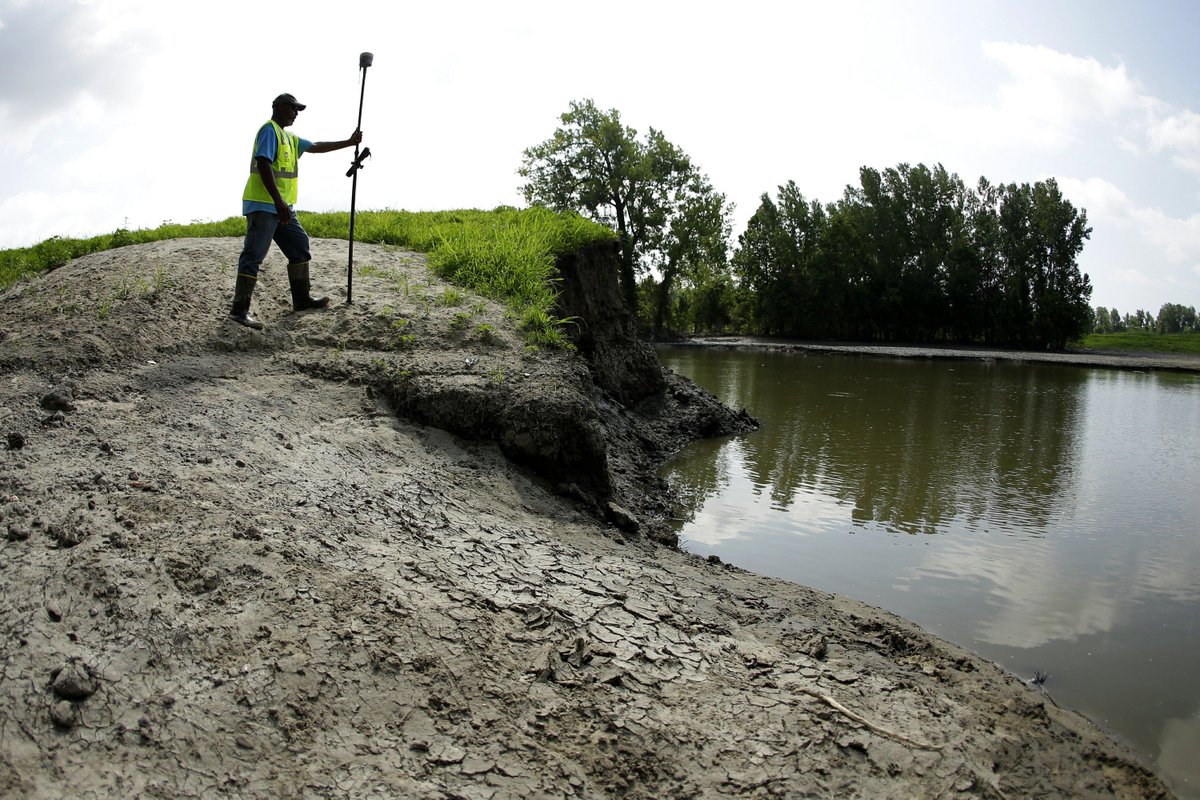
[731,167,1094,348]
[519,99,1181,350]
[1093,303,1198,334]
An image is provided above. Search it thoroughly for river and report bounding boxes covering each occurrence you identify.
[657,345,1200,798]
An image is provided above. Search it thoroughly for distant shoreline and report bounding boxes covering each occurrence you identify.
[665,335,1200,374]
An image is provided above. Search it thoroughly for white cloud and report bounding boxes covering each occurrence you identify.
[1113,267,1153,287]
[972,41,1200,192]
[984,41,1146,115]
[1057,177,1200,308]
[1059,176,1135,220]
[1061,177,1200,263]
[966,41,1151,150]
[0,0,154,142]
[1140,210,1200,263]
[1146,109,1200,176]
[0,188,122,245]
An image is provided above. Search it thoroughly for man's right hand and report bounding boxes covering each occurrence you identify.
[275,200,292,225]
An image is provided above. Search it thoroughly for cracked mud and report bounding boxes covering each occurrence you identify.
[0,238,1173,798]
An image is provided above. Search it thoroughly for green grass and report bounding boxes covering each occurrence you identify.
[0,219,246,287]
[1080,331,1200,355]
[303,206,611,347]
[0,206,615,348]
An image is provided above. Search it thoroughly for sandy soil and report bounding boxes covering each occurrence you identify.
[0,238,1175,798]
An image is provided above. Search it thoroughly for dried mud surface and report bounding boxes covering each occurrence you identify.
[1,239,1174,798]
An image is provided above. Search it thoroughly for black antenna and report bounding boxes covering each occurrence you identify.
[346,51,373,304]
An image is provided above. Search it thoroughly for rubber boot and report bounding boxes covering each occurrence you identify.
[287,261,330,311]
[228,274,264,330]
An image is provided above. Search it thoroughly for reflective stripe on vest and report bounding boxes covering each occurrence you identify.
[242,120,300,207]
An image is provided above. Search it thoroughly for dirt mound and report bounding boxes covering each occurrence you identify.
[0,238,1173,798]
[0,238,750,537]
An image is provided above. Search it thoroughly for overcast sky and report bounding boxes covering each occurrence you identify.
[2,0,1198,313]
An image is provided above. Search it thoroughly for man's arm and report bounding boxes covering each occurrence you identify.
[306,129,363,154]
[255,156,292,225]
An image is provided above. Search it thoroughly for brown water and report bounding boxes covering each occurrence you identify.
[658,345,1200,798]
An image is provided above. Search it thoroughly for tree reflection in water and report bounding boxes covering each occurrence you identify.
[659,346,1200,800]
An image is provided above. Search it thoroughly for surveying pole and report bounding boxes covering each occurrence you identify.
[346,51,373,304]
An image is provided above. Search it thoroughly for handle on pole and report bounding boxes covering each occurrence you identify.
[347,52,373,305]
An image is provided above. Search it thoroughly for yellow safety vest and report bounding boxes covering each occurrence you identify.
[242,120,299,206]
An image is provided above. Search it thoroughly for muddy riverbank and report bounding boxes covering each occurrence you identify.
[0,238,1173,797]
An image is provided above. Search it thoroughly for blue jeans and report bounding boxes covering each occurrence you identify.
[236,210,311,278]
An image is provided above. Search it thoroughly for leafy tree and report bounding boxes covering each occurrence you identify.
[730,164,1094,348]
[995,183,1037,345]
[990,179,1093,347]
[1034,180,1093,347]
[845,167,908,339]
[685,271,739,333]
[957,177,1006,342]
[519,99,725,317]
[841,164,969,341]
[650,174,732,336]
[731,192,790,335]
[1157,303,1198,333]
[1127,309,1153,330]
[732,182,832,337]
[634,275,658,328]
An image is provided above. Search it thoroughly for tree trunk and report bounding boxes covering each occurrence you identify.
[613,201,638,315]
[653,260,678,339]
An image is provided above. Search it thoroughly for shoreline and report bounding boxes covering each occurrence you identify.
[670,334,1200,374]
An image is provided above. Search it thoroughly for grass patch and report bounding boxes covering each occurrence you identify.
[0,220,245,288]
[302,206,611,347]
[1080,331,1200,355]
[0,206,615,348]
[386,318,417,350]
[475,323,498,345]
[437,286,465,307]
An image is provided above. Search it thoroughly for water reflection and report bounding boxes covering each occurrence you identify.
[659,346,1200,797]
[900,535,1121,648]
[666,350,1088,537]
[1160,709,1200,796]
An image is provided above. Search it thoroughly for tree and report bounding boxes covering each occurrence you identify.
[519,99,721,317]
[684,271,739,333]
[732,182,831,337]
[1128,309,1153,330]
[730,163,1095,348]
[958,176,1005,342]
[1025,179,1093,347]
[992,179,1092,348]
[1157,303,1198,333]
[650,174,732,336]
[732,192,789,335]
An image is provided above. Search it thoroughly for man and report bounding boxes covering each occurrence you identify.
[229,92,363,329]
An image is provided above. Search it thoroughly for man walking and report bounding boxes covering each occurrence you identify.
[229,93,362,329]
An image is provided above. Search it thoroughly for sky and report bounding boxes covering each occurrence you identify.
[2,0,1199,314]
